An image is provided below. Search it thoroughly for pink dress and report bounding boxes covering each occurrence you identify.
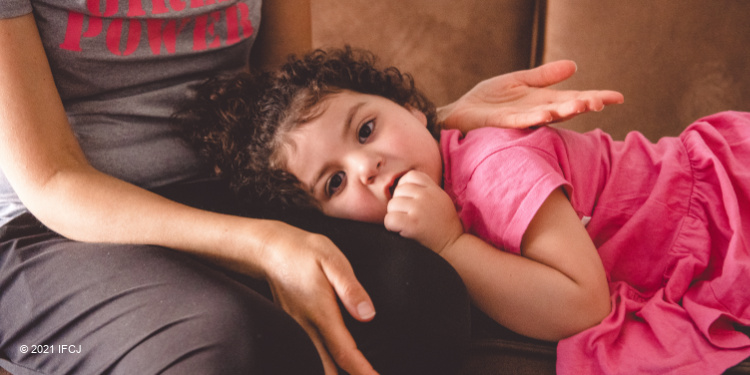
[440,111,750,374]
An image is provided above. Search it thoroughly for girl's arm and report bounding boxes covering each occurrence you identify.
[0,13,374,375]
[386,172,610,341]
[437,60,624,131]
[441,189,610,341]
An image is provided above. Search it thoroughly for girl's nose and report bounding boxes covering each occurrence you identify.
[352,152,382,185]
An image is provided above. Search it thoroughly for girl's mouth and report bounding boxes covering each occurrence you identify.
[388,174,404,197]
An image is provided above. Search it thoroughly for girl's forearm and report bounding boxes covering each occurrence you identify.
[440,233,608,341]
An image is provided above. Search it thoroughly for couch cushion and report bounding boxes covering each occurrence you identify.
[459,308,556,374]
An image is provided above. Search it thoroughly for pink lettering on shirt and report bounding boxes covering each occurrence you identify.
[127,0,147,16]
[146,18,190,54]
[87,0,118,17]
[59,0,255,56]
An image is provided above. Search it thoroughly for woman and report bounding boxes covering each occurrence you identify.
[0,1,622,373]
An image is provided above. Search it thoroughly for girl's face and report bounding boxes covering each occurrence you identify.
[282,90,443,223]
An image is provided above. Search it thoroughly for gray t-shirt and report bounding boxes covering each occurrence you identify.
[0,0,261,225]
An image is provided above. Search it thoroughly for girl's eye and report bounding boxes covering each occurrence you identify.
[326,171,346,197]
[358,120,374,143]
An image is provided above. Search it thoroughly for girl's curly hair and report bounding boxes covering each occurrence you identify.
[173,47,438,214]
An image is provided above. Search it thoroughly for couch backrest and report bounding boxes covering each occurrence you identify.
[312,0,540,106]
[541,0,750,140]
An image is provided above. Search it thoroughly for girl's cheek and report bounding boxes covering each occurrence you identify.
[345,199,387,224]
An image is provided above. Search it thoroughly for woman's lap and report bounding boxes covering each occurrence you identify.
[0,181,470,374]
[0,213,322,375]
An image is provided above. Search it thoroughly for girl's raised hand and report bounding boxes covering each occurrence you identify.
[256,220,378,375]
[384,171,464,254]
[438,60,624,132]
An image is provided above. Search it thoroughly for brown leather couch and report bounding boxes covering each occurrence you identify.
[313,0,750,373]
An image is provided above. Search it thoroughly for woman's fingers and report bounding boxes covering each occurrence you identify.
[313,250,378,374]
[597,90,626,105]
[514,60,578,88]
[320,249,376,322]
[303,323,339,375]
[296,303,376,375]
[262,224,377,374]
[310,307,377,375]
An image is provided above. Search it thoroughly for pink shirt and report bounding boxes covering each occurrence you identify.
[441,125,605,254]
[440,112,750,374]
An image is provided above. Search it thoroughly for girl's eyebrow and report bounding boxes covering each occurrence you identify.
[307,100,367,196]
[341,101,366,140]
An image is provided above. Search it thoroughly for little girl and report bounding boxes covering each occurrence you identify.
[175,48,750,375]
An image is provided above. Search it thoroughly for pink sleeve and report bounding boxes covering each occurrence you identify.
[458,146,570,254]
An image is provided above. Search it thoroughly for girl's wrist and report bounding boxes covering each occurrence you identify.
[431,230,464,257]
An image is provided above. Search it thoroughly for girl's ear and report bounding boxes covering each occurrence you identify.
[406,105,428,127]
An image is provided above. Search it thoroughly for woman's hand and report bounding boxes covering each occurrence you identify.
[257,220,379,375]
[438,60,625,132]
[384,171,464,254]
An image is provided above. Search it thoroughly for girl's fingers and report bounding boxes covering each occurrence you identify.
[398,170,433,185]
[384,210,409,233]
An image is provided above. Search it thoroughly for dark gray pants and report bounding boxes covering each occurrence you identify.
[0,182,469,374]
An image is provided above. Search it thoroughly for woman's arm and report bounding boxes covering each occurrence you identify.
[437,60,625,131]
[0,14,374,375]
[386,173,610,341]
